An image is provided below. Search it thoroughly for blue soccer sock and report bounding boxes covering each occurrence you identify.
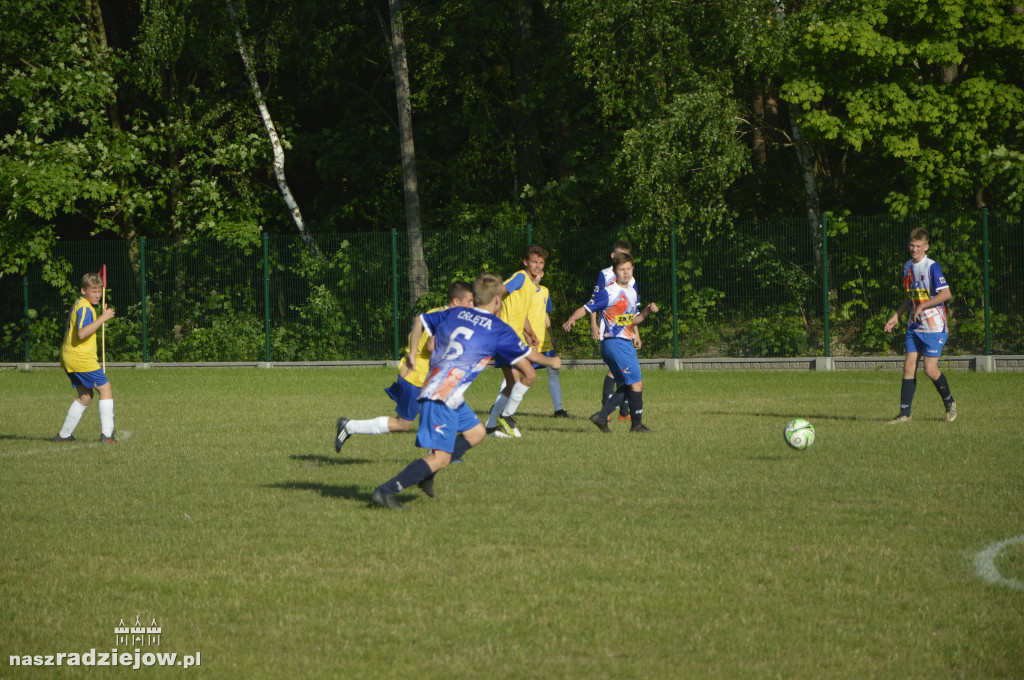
[548,368,564,412]
[451,434,472,463]
[601,375,616,405]
[932,373,954,404]
[899,378,916,417]
[597,389,627,420]
[379,458,433,495]
[625,390,644,427]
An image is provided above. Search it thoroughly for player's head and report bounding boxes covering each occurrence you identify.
[523,245,547,279]
[447,280,474,308]
[611,252,634,285]
[611,240,632,258]
[80,273,104,303]
[473,273,504,312]
[908,228,930,263]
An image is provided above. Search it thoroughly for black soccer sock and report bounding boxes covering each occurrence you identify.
[598,390,627,420]
[451,434,472,463]
[899,378,916,417]
[932,373,954,404]
[626,390,644,427]
[380,458,432,494]
[601,375,616,406]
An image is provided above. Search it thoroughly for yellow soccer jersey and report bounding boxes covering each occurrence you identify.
[527,284,555,353]
[401,305,447,388]
[500,269,535,342]
[59,297,101,373]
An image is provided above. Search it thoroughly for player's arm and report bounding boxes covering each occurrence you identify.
[588,311,601,341]
[562,305,590,332]
[910,287,951,322]
[523,316,539,347]
[404,316,426,371]
[544,312,557,352]
[77,306,115,341]
[884,297,913,333]
[631,302,659,326]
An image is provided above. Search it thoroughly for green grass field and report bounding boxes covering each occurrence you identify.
[2,367,1023,679]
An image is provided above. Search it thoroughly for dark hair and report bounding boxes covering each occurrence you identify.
[611,240,632,254]
[611,252,634,269]
[525,244,548,260]
[447,280,473,301]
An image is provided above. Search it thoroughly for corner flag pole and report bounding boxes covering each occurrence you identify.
[100,265,107,371]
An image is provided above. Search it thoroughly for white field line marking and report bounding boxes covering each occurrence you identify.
[1,430,133,457]
[973,534,1024,592]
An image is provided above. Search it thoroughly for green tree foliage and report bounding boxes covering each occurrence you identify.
[0,0,274,284]
[782,0,1024,214]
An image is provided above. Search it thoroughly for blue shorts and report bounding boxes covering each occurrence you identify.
[384,377,422,421]
[905,329,948,358]
[532,349,557,370]
[415,400,480,453]
[601,338,642,386]
[66,369,109,390]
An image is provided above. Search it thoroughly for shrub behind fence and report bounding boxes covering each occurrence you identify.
[2,210,1021,362]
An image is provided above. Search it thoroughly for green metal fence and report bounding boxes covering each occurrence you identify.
[2,210,1021,363]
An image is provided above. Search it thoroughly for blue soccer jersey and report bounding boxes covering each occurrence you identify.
[901,256,949,333]
[419,307,530,409]
[584,282,641,341]
[593,267,638,336]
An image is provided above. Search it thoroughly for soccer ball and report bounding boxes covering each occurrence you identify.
[784,419,815,449]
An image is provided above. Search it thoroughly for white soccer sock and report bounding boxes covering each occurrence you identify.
[59,400,88,438]
[486,393,510,429]
[502,381,530,417]
[98,399,114,437]
[345,416,391,435]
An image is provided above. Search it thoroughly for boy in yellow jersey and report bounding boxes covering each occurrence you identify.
[484,245,547,437]
[335,282,474,455]
[55,273,117,443]
[526,269,572,417]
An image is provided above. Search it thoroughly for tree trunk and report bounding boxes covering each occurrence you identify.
[225,0,316,252]
[788,102,823,266]
[387,0,429,310]
[83,0,142,295]
[752,80,767,166]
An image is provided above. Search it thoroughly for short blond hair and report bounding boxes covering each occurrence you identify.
[909,227,930,243]
[80,273,103,289]
[473,273,504,308]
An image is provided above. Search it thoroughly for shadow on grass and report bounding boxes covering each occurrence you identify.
[703,410,873,422]
[289,454,371,467]
[0,434,58,442]
[267,481,373,504]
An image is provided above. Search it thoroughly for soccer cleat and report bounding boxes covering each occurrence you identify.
[335,417,351,453]
[54,434,76,443]
[945,400,958,422]
[553,409,575,418]
[371,488,406,510]
[99,434,116,443]
[619,414,632,422]
[506,415,522,437]
[418,475,436,498]
[496,415,514,437]
[629,424,653,433]
[887,414,912,425]
[496,414,521,437]
[486,427,512,439]
[589,412,612,433]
